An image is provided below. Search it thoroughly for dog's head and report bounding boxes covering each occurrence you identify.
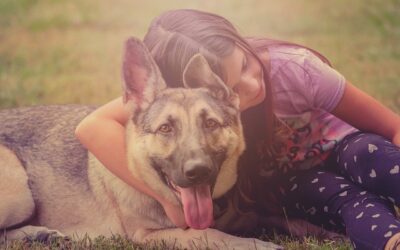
[122,38,245,229]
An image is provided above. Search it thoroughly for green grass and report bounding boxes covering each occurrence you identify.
[0,0,399,111]
[1,233,353,250]
[2,235,168,250]
[0,0,399,249]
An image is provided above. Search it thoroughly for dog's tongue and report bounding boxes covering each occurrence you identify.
[177,184,213,229]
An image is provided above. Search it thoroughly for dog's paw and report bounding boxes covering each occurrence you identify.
[223,238,283,250]
[257,239,283,250]
[23,229,70,244]
[250,238,283,250]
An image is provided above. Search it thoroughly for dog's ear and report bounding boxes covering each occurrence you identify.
[122,37,166,107]
[183,54,239,108]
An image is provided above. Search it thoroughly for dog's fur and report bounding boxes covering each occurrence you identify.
[0,38,282,249]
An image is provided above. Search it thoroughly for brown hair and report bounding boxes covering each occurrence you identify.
[142,9,330,210]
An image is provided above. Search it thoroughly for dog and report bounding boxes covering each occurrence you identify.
[0,37,282,249]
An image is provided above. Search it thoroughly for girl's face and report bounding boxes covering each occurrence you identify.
[221,46,266,111]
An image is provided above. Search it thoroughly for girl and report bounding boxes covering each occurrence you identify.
[75,9,400,249]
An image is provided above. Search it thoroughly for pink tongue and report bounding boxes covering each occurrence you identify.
[177,185,213,229]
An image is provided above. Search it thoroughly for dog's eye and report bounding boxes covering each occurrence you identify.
[158,124,173,133]
[205,118,219,130]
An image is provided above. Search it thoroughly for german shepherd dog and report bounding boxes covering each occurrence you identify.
[0,38,282,249]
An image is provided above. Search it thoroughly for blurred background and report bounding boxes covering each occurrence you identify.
[1,0,399,113]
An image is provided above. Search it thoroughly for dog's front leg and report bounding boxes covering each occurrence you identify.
[134,227,282,250]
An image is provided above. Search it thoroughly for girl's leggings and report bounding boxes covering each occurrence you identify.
[277,132,400,249]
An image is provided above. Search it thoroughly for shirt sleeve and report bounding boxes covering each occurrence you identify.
[304,50,346,111]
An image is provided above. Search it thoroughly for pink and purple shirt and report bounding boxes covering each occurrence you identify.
[264,45,358,174]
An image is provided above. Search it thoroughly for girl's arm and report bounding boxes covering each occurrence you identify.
[331,81,400,146]
[75,97,187,228]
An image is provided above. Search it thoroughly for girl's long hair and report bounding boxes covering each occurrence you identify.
[143,9,331,212]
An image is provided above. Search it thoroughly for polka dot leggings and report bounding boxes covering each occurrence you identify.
[278,132,400,249]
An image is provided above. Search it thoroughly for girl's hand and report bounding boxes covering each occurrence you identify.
[393,131,400,147]
[160,199,188,229]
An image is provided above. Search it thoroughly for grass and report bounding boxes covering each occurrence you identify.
[0,0,399,111]
[0,0,399,249]
[1,233,353,250]
[2,234,167,250]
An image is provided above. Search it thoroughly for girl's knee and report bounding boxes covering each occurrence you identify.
[337,133,397,166]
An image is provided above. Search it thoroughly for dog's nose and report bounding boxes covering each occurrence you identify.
[184,160,211,183]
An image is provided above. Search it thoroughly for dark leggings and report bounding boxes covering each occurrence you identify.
[278,132,400,250]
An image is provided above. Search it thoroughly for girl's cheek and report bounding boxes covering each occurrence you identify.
[245,79,261,96]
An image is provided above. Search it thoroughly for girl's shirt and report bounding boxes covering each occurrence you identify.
[260,45,358,176]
